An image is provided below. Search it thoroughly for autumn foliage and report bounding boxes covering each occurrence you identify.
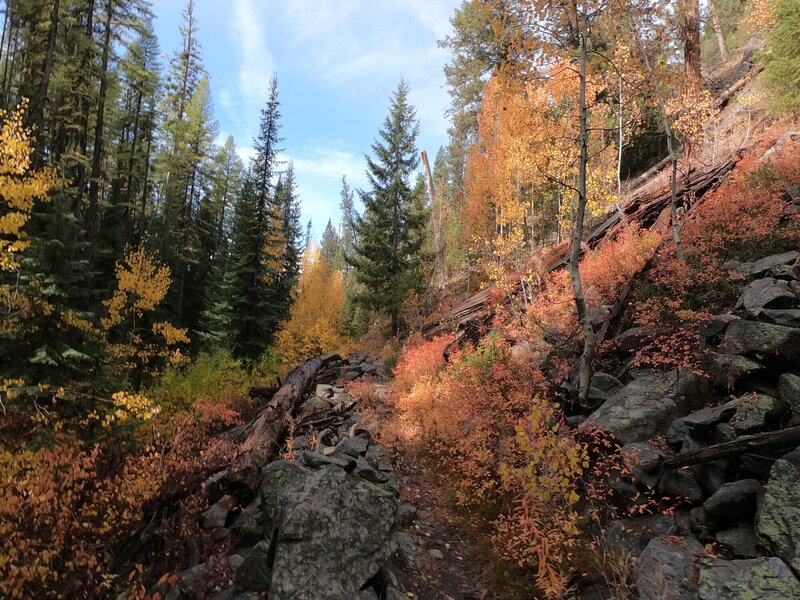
[275,246,352,369]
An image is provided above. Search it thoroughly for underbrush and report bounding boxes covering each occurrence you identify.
[394,335,629,597]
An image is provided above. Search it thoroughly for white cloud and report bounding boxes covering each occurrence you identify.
[230,0,275,108]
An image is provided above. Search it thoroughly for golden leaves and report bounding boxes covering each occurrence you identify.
[0,100,60,274]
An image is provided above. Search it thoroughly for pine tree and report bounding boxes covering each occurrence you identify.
[349,81,426,336]
[272,161,302,327]
[320,218,342,269]
[338,175,357,275]
[221,76,284,361]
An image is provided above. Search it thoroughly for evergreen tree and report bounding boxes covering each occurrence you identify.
[338,175,357,275]
[272,161,302,326]
[221,77,284,361]
[320,218,342,269]
[349,81,426,336]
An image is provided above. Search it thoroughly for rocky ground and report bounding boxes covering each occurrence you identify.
[576,248,800,599]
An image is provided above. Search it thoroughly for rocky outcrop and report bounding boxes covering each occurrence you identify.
[697,556,800,599]
[634,535,707,600]
[583,369,709,443]
[756,447,800,573]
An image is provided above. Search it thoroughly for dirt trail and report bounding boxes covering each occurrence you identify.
[367,382,490,600]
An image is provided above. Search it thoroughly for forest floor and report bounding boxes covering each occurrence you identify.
[366,381,491,600]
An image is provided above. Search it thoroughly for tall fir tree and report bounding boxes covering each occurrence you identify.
[222,76,284,361]
[320,218,342,270]
[349,81,427,336]
[272,161,302,326]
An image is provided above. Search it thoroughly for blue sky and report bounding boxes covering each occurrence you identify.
[150,0,460,236]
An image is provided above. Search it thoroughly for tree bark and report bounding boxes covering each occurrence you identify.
[86,0,113,238]
[708,0,729,63]
[32,0,59,133]
[680,0,702,90]
[572,2,596,406]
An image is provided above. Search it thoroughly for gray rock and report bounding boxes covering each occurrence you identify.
[690,506,724,541]
[605,514,685,556]
[385,588,409,600]
[335,436,369,457]
[757,447,800,573]
[202,498,231,529]
[712,423,737,444]
[778,373,800,412]
[761,309,800,327]
[699,314,739,343]
[353,590,379,599]
[728,394,780,434]
[635,535,707,600]
[722,320,800,363]
[667,418,690,448]
[427,548,444,560]
[302,450,355,471]
[697,557,800,599]
[716,523,760,558]
[621,443,662,488]
[390,531,420,570]
[317,428,336,447]
[235,541,273,591]
[658,469,704,505]
[396,503,417,527]
[591,371,623,393]
[683,403,738,436]
[583,369,710,443]
[704,479,760,517]
[735,278,796,313]
[354,457,388,484]
[710,353,766,390]
[612,326,654,354]
[730,251,799,278]
[259,460,309,529]
[315,384,333,397]
[178,563,206,598]
[266,466,398,600]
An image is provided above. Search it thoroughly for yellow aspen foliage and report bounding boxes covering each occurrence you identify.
[102,242,188,380]
[742,0,777,31]
[466,68,616,284]
[0,100,59,273]
[275,245,352,367]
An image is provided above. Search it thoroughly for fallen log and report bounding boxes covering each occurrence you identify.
[248,385,279,399]
[639,425,800,473]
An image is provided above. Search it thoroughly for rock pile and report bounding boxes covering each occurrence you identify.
[580,250,800,599]
[166,355,418,600]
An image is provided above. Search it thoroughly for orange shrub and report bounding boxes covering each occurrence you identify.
[393,333,456,395]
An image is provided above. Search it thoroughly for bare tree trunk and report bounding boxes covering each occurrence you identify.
[422,150,445,289]
[572,3,596,406]
[32,0,59,132]
[708,0,729,62]
[87,0,113,239]
[680,0,702,90]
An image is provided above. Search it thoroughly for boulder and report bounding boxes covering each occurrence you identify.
[730,251,799,278]
[302,450,355,472]
[605,514,686,556]
[268,466,398,600]
[315,384,333,398]
[728,393,785,435]
[722,320,800,364]
[699,314,739,344]
[715,523,760,559]
[761,309,800,327]
[756,447,800,573]
[735,278,795,314]
[583,369,709,443]
[682,403,738,436]
[335,436,369,457]
[666,418,690,448]
[709,353,766,390]
[635,535,707,600]
[778,373,800,412]
[690,507,724,541]
[612,326,654,354]
[697,557,800,600]
[621,443,662,488]
[703,479,760,518]
[657,469,704,505]
[235,541,273,591]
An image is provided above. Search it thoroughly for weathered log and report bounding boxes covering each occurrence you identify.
[715,63,763,109]
[248,385,279,398]
[639,426,800,473]
[241,353,340,466]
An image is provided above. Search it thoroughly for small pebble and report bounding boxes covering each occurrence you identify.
[428,548,444,560]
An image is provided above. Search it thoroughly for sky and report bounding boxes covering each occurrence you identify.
[150,0,461,237]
